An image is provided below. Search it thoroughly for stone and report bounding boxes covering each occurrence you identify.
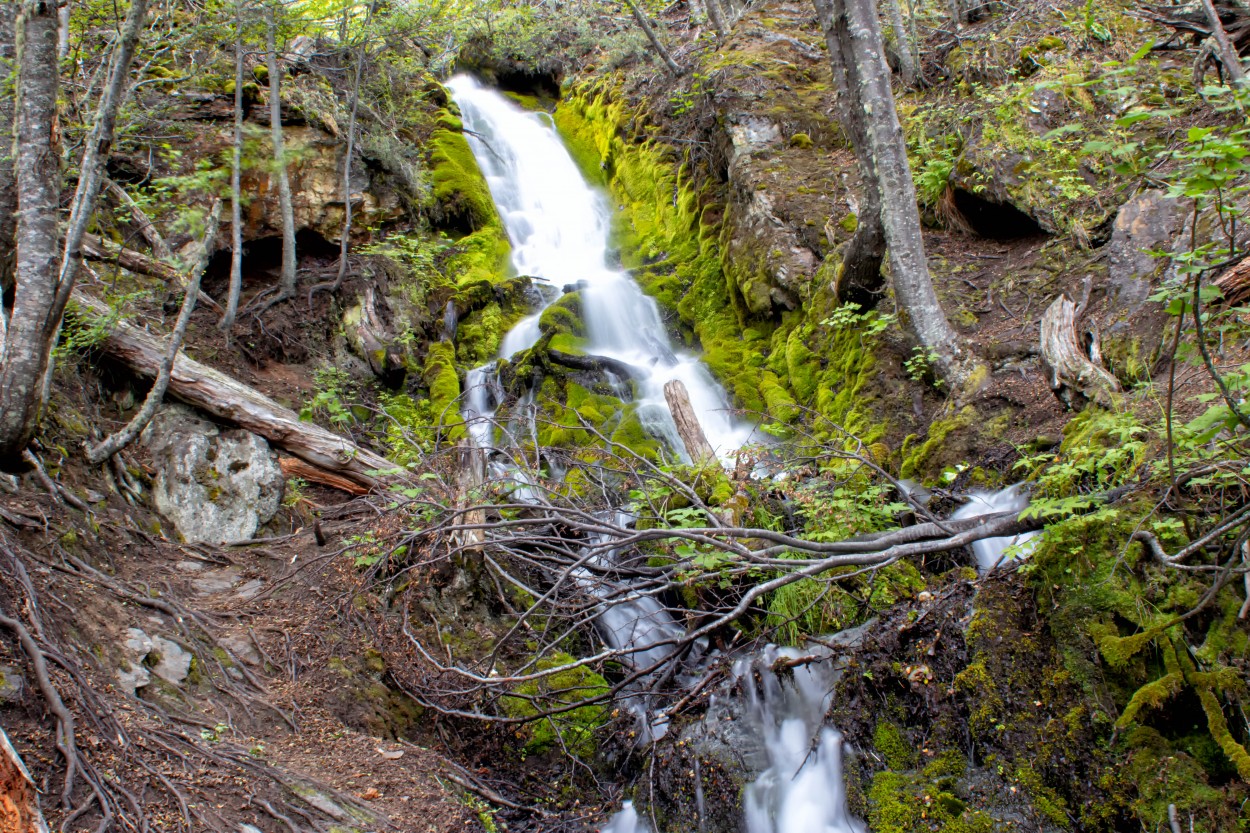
[192,567,241,595]
[118,627,155,692]
[1106,189,1186,317]
[0,665,26,704]
[142,405,284,545]
[149,636,193,684]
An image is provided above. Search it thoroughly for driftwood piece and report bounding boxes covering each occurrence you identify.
[0,728,49,833]
[663,379,721,468]
[1039,294,1121,409]
[72,291,395,491]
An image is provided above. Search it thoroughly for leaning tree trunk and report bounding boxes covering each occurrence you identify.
[0,2,17,298]
[705,0,730,40]
[220,0,247,334]
[1201,0,1247,85]
[842,0,979,388]
[266,2,298,299]
[622,0,686,75]
[883,0,917,86]
[0,0,61,469]
[664,379,721,469]
[814,0,885,307]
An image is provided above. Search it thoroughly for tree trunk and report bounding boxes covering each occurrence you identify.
[220,0,246,334]
[884,0,917,86]
[86,200,222,465]
[688,0,706,27]
[705,0,729,39]
[842,0,979,388]
[1201,0,1246,84]
[0,2,17,296]
[622,0,686,75]
[664,379,720,468]
[71,291,395,490]
[0,0,61,469]
[333,6,370,293]
[266,2,298,299]
[81,233,222,313]
[814,0,886,307]
[105,180,174,261]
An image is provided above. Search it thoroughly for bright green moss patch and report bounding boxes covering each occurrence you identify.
[423,341,464,440]
[499,651,610,758]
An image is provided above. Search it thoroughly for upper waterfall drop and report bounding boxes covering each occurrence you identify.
[446,75,756,460]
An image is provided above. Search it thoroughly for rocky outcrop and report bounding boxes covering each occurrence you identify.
[141,405,284,545]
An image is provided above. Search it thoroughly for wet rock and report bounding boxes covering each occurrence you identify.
[0,665,26,704]
[142,405,284,545]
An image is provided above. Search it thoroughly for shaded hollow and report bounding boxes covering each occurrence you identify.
[950,188,1046,240]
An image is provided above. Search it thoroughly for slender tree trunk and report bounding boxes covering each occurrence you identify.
[332,4,371,294]
[37,0,147,415]
[56,0,68,56]
[884,0,917,86]
[220,0,247,334]
[0,2,17,298]
[1200,0,1246,85]
[816,0,978,388]
[688,0,706,27]
[705,0,729,40]
[622,0,685,75]
[105,180,173,261]
[87,201,221,464]
[266,1,298,298]
[814,0,885,306]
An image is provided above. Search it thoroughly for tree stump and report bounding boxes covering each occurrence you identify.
[663,379,720,468]
[1039,294,1121,409]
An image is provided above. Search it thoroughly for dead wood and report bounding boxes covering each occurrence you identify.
[71,291,396,491]
[0,728,49,833]
[81,233,222,313]
[547,348,639,382]
[279,456,369,495]
[104,180,174,261]
[1215,255,1250,305]
[1039,294,1121,409]
[663,379,721,468]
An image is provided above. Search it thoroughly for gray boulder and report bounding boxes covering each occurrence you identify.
[142,405,284,545]
[1106,189,1187,317]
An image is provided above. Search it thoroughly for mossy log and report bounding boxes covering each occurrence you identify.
[547,349,638,382]
[1039,294,1120,409]
[81,233,221,313]
[72,291,394,491]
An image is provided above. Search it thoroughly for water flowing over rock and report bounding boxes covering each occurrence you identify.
[447,75,756,461]
[141,404,284,544]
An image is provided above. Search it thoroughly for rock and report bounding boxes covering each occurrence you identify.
[0,665,26,704]
[142,405,284,545]
[219,633,261,667]
[118,627,155,692]
[149,636,193,684]
[1106,189,1186,317]
[192,567,242,595]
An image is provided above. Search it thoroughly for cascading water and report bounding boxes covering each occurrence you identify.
[446,75,755,461]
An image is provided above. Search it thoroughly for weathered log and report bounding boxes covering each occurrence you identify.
[1039,294,1121,410]
[0,728,49,833]
[72,291,395,491]
[453,440,486,552]
[81,233,221,313]
[279,456,369,496]
[105,180,174,261]
[663,379,721,468]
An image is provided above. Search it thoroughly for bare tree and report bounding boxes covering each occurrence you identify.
[622,0,686,75]
[815,0,980,388]
[266,0,298,301]
[220,0,248,335]
[331,3,372,294]
[0,0,61,468]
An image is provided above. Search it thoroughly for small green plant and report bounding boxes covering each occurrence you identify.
[300,366,357,428]
[904,346,942,386]
[200,722,230,743]
[821,302,896,336]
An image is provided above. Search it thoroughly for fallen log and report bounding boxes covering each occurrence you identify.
[547,349,640,384]
[663,379,721,468]
[1039,294,1120,410]
[72,291,395,491]
[104,180,174,261]
[279,456,370,496]
[81,233,221,313]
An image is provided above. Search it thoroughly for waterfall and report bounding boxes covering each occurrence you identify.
[949,484,1039,572]
[446,75,755,461]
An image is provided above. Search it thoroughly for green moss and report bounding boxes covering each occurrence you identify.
[423,341,464,441]
[875,721,916,770]
[499,651,610,758]
[788,132,813,149]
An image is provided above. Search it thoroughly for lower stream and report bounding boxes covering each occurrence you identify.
[446,77,1031,833]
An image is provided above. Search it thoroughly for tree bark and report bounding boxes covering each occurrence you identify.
[266,1,298,299]
[0,0,61,469]
[883,0,917,86]
[0,726,49,833]
[332,6,370,294]
[664,379,720,468]
[220,0,246,335]
[705,0,729,40]
[814,0,885,307]
[842,0,979,388]
[1039,294,1119,410]
[86,200,222,465]
[71,292,394,490]
[0,2,17,296]
[622,0,686,75]
[1201,0,1246,84]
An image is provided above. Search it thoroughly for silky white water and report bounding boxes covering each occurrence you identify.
[950,483,1039,572]
[446,75,755,461]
